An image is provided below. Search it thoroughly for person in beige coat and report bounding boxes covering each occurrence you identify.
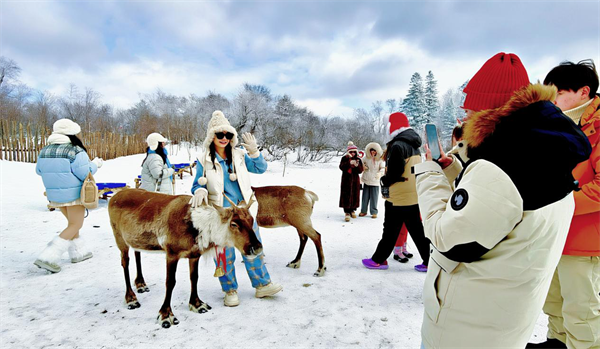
[359,142,385,218]
[414,53,592,348]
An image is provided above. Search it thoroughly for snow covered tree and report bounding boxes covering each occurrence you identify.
[401,72,427,133]
[424,71,440,125]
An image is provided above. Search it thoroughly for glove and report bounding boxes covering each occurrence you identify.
[189,188,208,208]
[240,132,259,158]
[165,168,175,177]
[92,157,103,168]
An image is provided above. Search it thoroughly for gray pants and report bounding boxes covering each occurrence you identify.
[360,184,379,215]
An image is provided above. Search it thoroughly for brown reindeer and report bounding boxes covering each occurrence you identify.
[252,185,326,276]
[108,189,261,328]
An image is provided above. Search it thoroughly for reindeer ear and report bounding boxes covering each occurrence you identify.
[212,204,232,223]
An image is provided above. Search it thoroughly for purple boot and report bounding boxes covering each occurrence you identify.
[414,264,428,272]
[362,258,389,270]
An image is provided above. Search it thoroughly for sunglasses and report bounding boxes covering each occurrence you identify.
[215,132,234,140]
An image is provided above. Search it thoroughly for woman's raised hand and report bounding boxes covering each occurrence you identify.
[240,132,259,157]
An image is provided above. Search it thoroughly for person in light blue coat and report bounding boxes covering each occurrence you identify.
[34,119,102,273]
[189,110,282,307]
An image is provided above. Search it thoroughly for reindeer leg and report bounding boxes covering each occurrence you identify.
[157,253,180,328]
[121,247,140,309]
[188,256,211,314]
[310,230,326,277]
[134,251,149,293]
[287,231,308,269]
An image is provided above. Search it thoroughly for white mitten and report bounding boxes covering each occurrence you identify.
[92,157,103,168]
[240,132,259,158]
[189,188,208,208]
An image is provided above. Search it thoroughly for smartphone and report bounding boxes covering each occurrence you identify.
[380,178,390,198]
[425,123,441,161]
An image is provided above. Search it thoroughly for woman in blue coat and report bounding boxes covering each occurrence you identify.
[34,119,102,273]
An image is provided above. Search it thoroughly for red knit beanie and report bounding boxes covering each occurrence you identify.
[463,52,530,111]
[388,112,410,139]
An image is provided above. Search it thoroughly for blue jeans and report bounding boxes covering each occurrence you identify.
[215,220,271,292]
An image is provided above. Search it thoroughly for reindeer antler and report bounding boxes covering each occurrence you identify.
[222,192,238,208]
[245,192,256,209]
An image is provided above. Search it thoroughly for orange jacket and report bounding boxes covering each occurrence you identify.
[564,96,600,256]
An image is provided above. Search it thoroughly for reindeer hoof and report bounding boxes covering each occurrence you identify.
[189,302,211,314]
[157,314,179,328]
[286,261,301,269]
[127,301,141,310]
[136,285,150,293]
[313,268,326,277]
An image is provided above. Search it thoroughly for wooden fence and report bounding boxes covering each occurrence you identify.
[0,120,146,162]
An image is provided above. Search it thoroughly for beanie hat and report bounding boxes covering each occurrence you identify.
[387,112,411,140]
[463,52,530,111]
[52,119,81,136]
[347,141,358,152]
[146,132,168,151]
[203,110,238,149]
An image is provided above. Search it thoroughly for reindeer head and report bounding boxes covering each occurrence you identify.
[213,193,262,257]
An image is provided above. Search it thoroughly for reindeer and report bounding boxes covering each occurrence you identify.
[252,185,326,276]
[108,189,261,328]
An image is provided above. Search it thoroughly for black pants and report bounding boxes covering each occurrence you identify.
[371,202,430,265]
[343,208,356,214]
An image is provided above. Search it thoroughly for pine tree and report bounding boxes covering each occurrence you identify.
[401,72,427,132]
[424,71,440,125]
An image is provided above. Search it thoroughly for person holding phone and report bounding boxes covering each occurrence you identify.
[362,112,430,272]
[339,141,364,222]
[414,53,591,348]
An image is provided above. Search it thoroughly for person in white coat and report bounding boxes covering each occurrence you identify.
[415,52,592,348]
[140,133,175,194]
[359,142,384,218]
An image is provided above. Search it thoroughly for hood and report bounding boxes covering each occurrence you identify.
[389,128,422,149]
[364,142,383,160]
[462,83,591,210]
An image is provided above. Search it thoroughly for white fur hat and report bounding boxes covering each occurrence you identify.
[52,119,81,136]
[146,132,168,151]
[203,110,238,150]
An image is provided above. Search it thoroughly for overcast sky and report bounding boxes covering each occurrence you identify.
[2,0,599,117]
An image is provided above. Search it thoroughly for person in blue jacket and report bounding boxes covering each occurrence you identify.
[189,110,282,307]
[34,119,102,273]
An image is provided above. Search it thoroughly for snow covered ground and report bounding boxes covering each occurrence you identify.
[0,146,550,348]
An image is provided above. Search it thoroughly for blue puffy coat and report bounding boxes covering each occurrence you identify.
[36,143,98,203]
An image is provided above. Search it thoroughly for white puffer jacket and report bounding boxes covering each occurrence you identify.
[140,153,175,194]
[360,142,385,186]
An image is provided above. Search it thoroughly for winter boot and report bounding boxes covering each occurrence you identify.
[224,290,240,307]
[344,213,351,222]
[402,243,413,258]
[255,282,283,298]
[393,254,409,263]
[525,338,567,348]
[414,264,428,272]
[359,212,367,217]
[34,236,70,273]
[351,212,357,219]
[362,258,389,270]
[68,237,93,263]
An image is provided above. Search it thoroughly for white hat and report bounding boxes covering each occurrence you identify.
[146,132,168,151]
[202,110,238,150]
[53,119,81,136]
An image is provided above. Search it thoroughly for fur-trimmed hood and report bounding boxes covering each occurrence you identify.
[459,83,591,210]
[364,142,383,160]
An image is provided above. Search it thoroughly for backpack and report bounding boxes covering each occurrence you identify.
[80,172,98,209]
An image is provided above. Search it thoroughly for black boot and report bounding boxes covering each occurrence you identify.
[393,254,409,263]
[526,338,567,349]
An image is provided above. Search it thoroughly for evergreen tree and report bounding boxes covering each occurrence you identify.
[424,71,440,124]
[400,72,427,131]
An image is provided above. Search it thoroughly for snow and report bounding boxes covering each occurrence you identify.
[0,146,550,348]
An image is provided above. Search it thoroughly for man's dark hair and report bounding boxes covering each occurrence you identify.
[452,124,463,141]
[544,59,599,98]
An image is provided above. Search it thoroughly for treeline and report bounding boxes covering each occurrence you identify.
[0,56,465,162]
